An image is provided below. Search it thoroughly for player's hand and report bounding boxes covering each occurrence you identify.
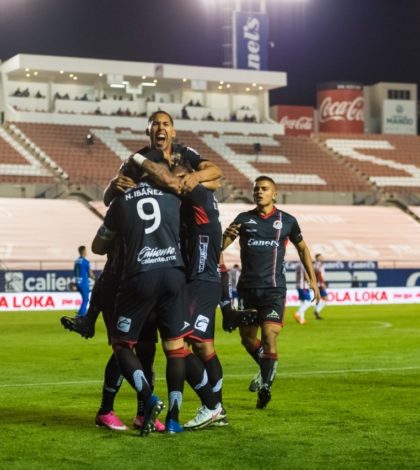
[309,280,321,304]
[181,173,200,192]
[224,223,241,240]
[111,175,136,193]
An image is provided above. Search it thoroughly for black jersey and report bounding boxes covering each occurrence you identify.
[181,185,222,283]
[233,207,303,290]
[101,180,183,279]
[138,144,206,170]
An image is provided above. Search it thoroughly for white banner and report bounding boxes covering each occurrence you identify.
[0,288,420,312]
[382,100,417,134]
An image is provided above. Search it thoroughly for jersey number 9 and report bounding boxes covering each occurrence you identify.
[137,198,161,234]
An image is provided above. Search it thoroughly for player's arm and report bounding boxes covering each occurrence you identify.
[222,223,241,250]
[294,239,320,303]
[182,161,222,192]
[103,174,136,207]
[130,153,183,194]
[201,177,222,191]
[92,202,118,255]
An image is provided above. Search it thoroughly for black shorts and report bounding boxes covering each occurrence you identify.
[90,272,158,344]
[238,287,286,325]
[187,280,221,342]
[112,268,190,343]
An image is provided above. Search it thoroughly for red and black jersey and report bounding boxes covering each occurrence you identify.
[233,207,303,290]
[181,185,222,283]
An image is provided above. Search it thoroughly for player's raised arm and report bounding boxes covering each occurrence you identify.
[181,160,222,192]
[103,173,136,207]
[130,152,183,194]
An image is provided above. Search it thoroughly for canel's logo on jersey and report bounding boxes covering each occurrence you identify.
[248,239,279,247]
[245,219,258,224]
[273,220,282,230]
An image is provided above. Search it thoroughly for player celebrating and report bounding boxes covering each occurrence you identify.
[92,158,190,436]
[222,176,319,409]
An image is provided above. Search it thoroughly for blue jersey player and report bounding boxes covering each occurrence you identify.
[73,245,95,317]
[222,176,320,409]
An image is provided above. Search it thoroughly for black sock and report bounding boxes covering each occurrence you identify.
[202,352,223,405]
[165,348,185,422]
[135,342,156,416]
[260,353,278,388]
[185,350,218,409]
[114,346,151,403]
[98,353,123,415]
[248,340,263,366]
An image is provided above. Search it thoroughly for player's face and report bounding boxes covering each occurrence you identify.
[253,179,277,208]
[148,113,176,153]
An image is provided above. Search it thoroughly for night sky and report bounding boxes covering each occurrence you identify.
[1,0,419,106]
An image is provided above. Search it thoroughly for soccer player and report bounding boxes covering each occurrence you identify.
[222,176,320,409]
[92,158,190,436]
[73,246,95,317]
[103,110,221,206]
[62,161,165,432]
[313,253,328,319]
[293,262,311,324]
[169,160,225,430]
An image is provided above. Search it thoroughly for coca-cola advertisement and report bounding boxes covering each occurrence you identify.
[272,105,314,136]
[317,82,364,133]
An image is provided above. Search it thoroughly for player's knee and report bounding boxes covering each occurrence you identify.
[193,341,214,358]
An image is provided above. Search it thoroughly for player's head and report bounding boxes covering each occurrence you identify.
[119,158,144,184]
[78,245,87,256]
[146,111,176,153]
[315,253,323,261]
[253,176,277,208]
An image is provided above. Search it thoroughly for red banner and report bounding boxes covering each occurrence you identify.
[273,105,314,136]
[317,82,364,133]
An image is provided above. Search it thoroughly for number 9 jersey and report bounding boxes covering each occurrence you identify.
[99,180,184,279]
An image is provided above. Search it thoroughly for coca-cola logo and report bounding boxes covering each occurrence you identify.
[279,115,313,130]
[319,96,364,123]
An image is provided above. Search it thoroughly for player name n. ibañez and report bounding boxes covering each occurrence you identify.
[137,246,177,264]
[248,239,280,247]
[243,16,262,70]
[125,186,163,200]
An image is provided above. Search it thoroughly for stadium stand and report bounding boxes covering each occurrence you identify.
[317,133,420,198]
[0,126,56,184]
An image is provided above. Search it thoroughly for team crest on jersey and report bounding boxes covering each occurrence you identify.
[273,220,282,230]
[116,316,131,333]
[194,315,210,332]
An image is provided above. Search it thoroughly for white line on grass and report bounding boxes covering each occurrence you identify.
[1,366,419,389]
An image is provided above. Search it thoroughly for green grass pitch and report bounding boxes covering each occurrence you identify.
[1,304,419,469]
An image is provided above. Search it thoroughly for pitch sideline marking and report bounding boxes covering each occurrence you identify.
[1,366,419,389]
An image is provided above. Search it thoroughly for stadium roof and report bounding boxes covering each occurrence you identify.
[1,54,287,95]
